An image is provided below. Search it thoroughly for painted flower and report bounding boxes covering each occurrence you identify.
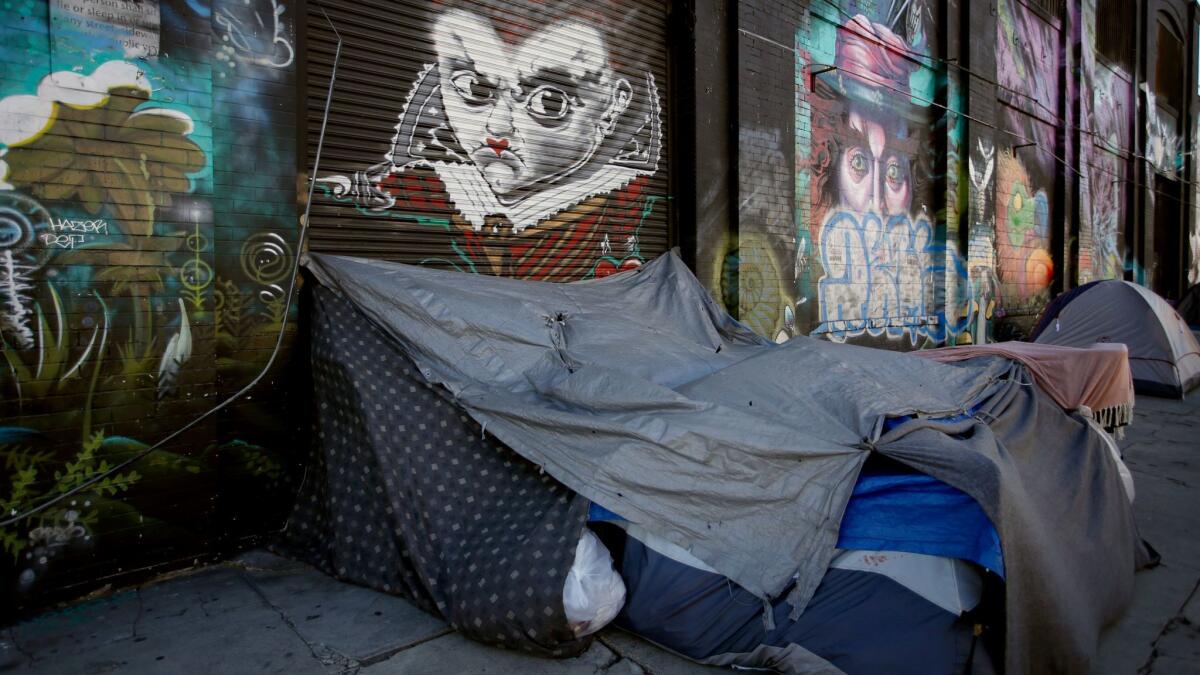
[4,85,205,238]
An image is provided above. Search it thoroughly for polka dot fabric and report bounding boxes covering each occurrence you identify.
[282,286,591,657]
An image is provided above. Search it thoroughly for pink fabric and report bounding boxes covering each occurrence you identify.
[915,342,1134,415]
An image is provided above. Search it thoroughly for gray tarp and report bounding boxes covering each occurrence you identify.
[305,250,1146,673]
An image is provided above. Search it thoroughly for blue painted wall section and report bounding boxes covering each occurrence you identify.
[0,0,299,609]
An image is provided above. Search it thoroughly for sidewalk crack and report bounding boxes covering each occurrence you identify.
[238,572,361,674]
[1137,575,1200,674]
[131,589,145,640]
[596,634,651,674]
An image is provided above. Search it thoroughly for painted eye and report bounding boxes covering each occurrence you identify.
[848,150,869,179]
[526,86,571,122]
[885,160,905,189]
[450,71,495,105]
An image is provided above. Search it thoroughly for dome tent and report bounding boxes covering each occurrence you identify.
[1032,280,1200,398]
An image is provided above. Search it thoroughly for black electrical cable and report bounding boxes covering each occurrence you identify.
[0,8,344,529]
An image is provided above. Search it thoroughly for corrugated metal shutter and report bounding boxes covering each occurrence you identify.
[304,0,671,282]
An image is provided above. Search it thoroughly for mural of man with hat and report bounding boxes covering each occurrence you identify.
[807,13,958,345]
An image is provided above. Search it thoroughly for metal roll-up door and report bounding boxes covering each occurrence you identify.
[305,0,671,282]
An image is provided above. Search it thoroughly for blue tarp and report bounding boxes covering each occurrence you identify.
[840,458,1004,577]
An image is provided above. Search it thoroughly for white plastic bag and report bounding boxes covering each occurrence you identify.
[562,529,626,637]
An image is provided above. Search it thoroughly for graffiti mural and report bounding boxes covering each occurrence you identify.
[1193,126,1200,286]
[967,138,998,337]
[727,126,794,342]
[1144,85,1184,178]
[1089,66,1132,280]
[995,0,1056,316]
[816,210,972,344]
[0,0,300,608]
[995,149,1054,303]
[799,6,973,346]
[318,3,664,281]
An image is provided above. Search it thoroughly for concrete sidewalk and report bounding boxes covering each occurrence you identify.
[0,547,706,675]
[2,395,1197,674]
[1096,394,1200,675]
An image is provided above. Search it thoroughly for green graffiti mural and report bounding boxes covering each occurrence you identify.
[0,0,299,608]
[994,0,1057,320]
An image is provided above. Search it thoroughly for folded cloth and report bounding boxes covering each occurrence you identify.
[915,342,1134,428]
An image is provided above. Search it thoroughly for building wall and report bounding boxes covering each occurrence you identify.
[715,0,1197,347]
[798,1,974,346]
[0,0,301,611]
[1,0,1196,614]
[2,0,678,612]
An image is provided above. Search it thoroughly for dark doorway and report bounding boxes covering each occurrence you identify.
[1152,175,1183,299]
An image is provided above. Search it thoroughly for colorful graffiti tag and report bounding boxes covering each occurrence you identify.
[816,210,972,344]
[800,6,974,346]
[318,3,664,281]
[0,0,300,605]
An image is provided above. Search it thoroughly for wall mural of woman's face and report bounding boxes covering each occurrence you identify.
[836,107,912,217]
[432,10,632,203]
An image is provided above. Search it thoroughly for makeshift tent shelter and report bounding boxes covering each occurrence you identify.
[288,251,1149,674]
[1031,280,1200,398]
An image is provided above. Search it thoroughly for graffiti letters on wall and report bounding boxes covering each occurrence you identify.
[318,1,665,281]
[799,4,976,346]
[0,0,298,604]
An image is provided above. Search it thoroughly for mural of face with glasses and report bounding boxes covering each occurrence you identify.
[808,14,927,236]
[315,3,664,281]
[433,10,632,202]
[836,107,913,218]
